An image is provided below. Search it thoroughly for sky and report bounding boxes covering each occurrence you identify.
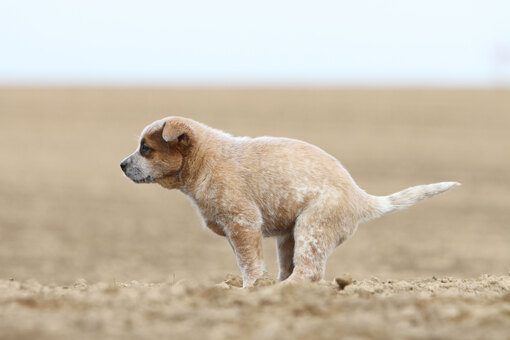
[1,0,510,86]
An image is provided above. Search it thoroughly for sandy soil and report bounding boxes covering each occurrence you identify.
[0,88,509,339]
[1,274,510,340]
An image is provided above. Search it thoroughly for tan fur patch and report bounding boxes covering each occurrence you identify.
[122,117,459,287]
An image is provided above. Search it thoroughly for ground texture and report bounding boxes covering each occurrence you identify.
[0,89,509,339]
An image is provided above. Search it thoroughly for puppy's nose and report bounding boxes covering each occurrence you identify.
[120,160,128,171]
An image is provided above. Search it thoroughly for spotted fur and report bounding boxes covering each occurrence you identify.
[121,117,460,287]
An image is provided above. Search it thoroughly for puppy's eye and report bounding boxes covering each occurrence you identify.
[140,143,152,156]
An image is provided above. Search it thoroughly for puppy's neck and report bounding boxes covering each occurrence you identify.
[160,127,229,197]
[180,138,214,193]
[155,176,181,190]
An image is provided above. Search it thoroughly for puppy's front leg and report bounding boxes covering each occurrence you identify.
[226,223,264,287]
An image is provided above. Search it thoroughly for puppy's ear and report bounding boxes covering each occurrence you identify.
[162,120,193,148]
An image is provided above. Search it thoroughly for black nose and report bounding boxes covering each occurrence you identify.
[120,161,127,171]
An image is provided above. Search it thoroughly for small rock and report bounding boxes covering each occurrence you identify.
[335,274,353,290]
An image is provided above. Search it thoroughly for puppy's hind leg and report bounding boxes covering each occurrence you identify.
[283,202,356,284]
[276,233,295,281]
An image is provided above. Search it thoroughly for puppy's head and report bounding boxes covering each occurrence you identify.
[120,117,194,185]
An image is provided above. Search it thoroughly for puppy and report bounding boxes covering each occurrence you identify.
[121,117,459,287]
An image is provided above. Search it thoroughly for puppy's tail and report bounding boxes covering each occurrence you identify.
[362,181,460,222]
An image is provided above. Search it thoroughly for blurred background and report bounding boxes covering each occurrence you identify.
[0,0,509,284]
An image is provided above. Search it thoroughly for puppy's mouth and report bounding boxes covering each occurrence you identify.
[132,176,155,184]
[123,168,156,184]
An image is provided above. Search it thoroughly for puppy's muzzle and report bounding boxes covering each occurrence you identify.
[120,156,155,183]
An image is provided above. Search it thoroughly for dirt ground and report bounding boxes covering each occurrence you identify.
[0,88,509,339]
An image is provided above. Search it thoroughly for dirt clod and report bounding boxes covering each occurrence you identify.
[335,274,353,290]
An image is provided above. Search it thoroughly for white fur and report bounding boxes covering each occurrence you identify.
[363,182,461,222]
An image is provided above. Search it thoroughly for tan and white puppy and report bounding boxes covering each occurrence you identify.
[121,117,460,287]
